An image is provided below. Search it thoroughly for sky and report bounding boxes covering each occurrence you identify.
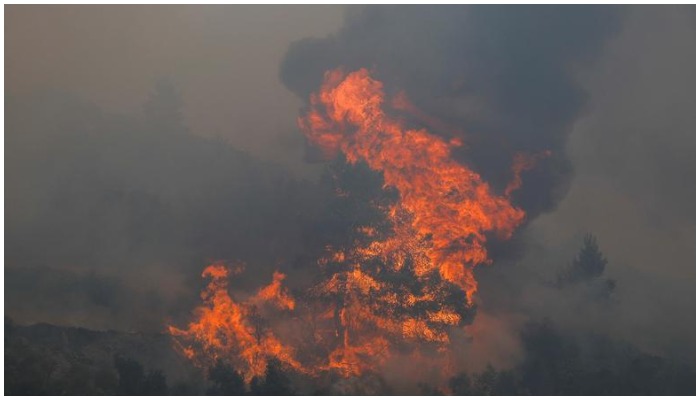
[5,4,695,365]
[528,6,695,357]
[6,5,344,176]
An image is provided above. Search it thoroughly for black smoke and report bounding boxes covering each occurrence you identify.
[4,5,694,395]
[280,5,623,218]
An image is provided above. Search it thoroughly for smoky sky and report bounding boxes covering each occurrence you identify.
[6,5,345,330]
[4,4,695,366]
[281,5,623,219]
[279,4,695,361]
[523,6,695,358]
[6,5,344,177]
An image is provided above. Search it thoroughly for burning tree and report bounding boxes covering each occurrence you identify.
[168,68,547,384]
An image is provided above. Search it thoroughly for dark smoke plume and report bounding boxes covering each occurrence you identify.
[280,5,623,218]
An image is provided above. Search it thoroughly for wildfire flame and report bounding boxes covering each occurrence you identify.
[168,264,304,383]
[299,68,525,301]
[169,68,547,384]
[505,150,552,198]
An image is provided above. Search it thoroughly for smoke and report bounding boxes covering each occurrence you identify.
[281,5,623,219]
[4,87,325,331]
[278,3,694,376]
[6,5,345,178]
[518,5,695,359]
[4,4,694,393]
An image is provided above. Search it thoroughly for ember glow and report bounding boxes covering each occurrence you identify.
[169,68,540,381]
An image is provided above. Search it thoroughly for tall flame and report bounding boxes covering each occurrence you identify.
[299,68,525,301]
[169,68,543,384]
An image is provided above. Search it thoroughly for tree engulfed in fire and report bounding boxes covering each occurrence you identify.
[168,264,305,383]
[169,68,545,384]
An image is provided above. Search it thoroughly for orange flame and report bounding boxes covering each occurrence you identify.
[505,150,552,198]
[168,264,303,383]
[254,271,295,311]
[299,68,525,301]
[169,68,537,383]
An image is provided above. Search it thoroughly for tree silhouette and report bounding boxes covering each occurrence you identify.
[142,369,168,395]
[557,234,615,299]
[250,358,294,395]
[561,234,607,283]
[206,359,247,395]
[444,318,696,395]
[114,354,168,395]
[114,355,145,395]
[448,372,474,395]
[573,234,607,279]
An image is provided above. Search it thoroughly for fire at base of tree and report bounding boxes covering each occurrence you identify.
[5,235,694,395]
[5,5,694,395]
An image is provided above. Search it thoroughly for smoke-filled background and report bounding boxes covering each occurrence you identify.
[5,4,695,395]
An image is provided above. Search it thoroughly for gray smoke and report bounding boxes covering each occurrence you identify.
[4,6,694,377]
[280,5,623,218]
[278,4,695,367]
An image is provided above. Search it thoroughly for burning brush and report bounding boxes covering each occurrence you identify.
[169,68,547,383]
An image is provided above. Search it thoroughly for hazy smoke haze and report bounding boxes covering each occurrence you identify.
[4,5,695,393]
